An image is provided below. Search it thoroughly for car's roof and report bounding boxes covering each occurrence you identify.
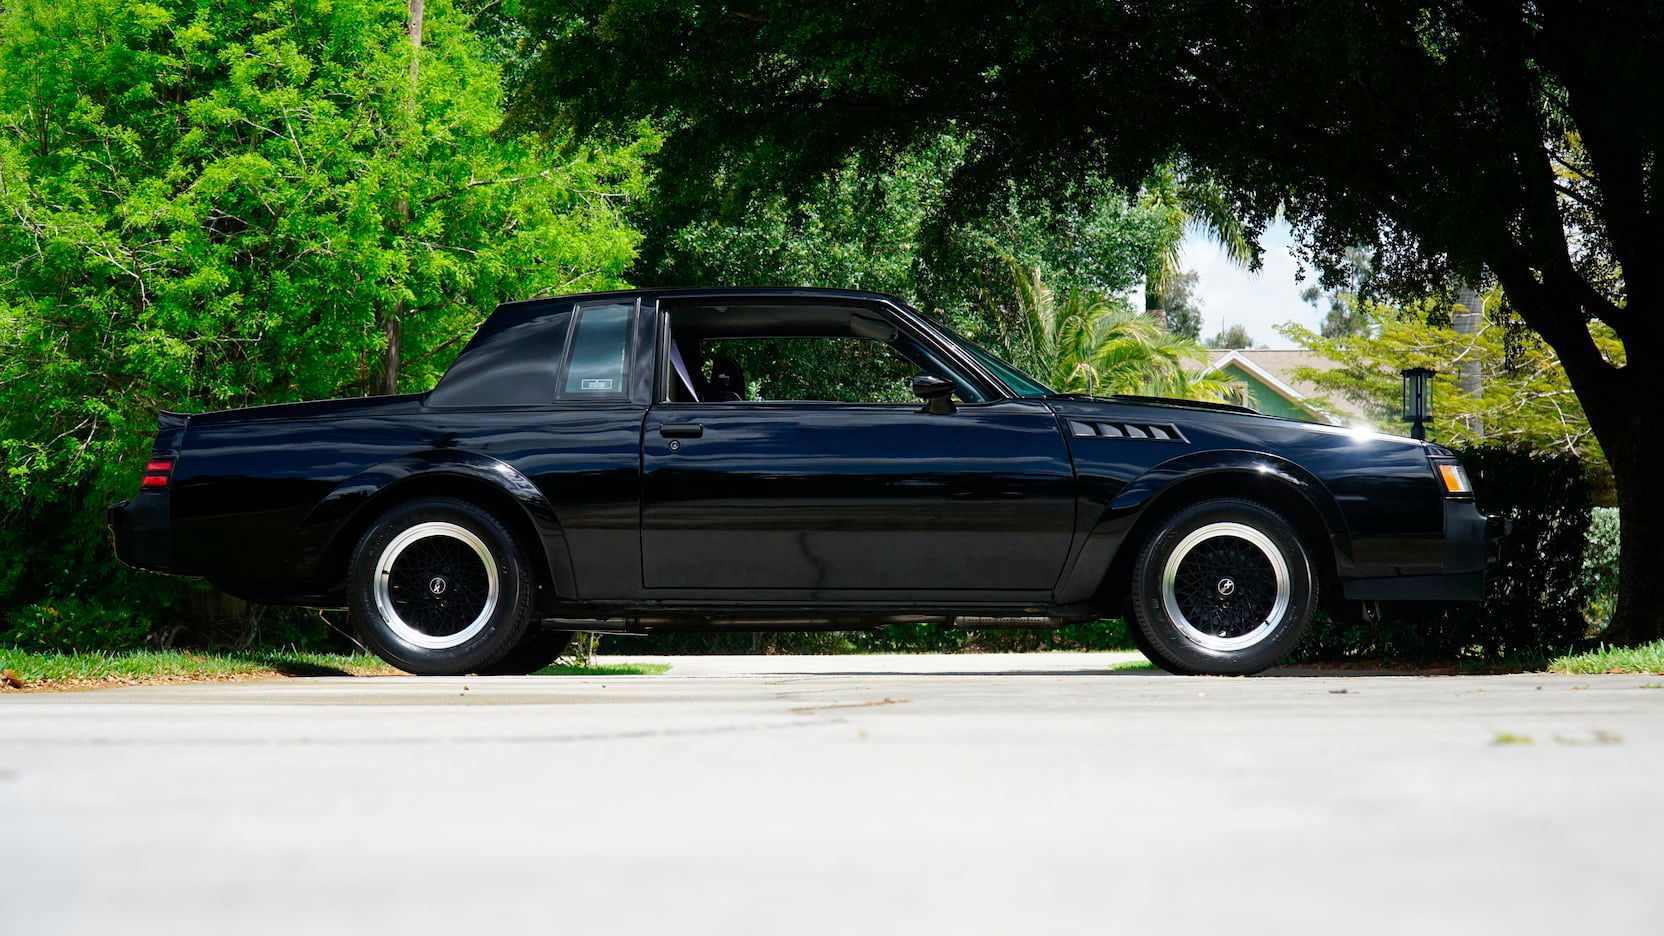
[494,286,905,311]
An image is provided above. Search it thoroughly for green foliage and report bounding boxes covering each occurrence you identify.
[1282,298,1615,490]
[1003,263,1241,402]
[644,138,1170,332]
[1137,164,1254,322]
[1206,324,1257,350]
[3,598,151,652]
[604,621,1132,656]
[0,648,398,686]
[848,621,1131,654]
[1158,271,1204,342]
[1582,507,1620,629]
[1549,640,1664,676]
[1299,248,1378,340]
[1300,447,1595,663]
[0,0,648,647]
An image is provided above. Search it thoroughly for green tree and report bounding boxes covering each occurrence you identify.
[511,1,1664,644]
[1006,263,1240,402]
[1138,164,1254,328]
[1300,247,1378,340]
[1283,300,1616,492]
[0,0,647,639]
[1206,324,1259,350]
[638,138,1172,336]
[1159,270,1205,342]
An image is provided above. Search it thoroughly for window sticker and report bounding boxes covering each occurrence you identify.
[580,378,615,391]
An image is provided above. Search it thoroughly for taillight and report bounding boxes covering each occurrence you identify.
[141,457,174,490]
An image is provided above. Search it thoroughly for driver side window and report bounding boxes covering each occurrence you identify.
[700,337,918,403]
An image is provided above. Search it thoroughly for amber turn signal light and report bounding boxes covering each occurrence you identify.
[1435,461,1472,495]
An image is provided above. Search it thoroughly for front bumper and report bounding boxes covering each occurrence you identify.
[1341,499,1507,603]
[107,495,176,573]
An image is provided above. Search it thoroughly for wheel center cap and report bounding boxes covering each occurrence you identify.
[1216,577,1236,597]
[428,576,448,596]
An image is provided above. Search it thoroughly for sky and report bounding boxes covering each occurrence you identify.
[1179,218,1321,349]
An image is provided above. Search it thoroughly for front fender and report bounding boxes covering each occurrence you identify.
[295,450,574,597]
[1056,449,1352,604]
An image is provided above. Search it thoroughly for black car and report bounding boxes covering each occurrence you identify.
[109,288,1503,676]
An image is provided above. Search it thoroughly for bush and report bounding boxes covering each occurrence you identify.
[3,598,150,652]
[1300,446,1595,663]
[1582,507,1620,629]
[602,620,1132,655]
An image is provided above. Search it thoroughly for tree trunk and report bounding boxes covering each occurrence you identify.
[376,311,402,395]
[1144,283,1167,329]
[1453,282,1483,435]
[1588,407,1662,646]
[373,0,423,397]
[407,0,424,85]
[1550,353,1660,646]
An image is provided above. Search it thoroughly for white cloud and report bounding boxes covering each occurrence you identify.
[1181,218,1320,349]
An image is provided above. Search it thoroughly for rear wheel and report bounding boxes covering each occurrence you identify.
[1130,499,1317,675]
[350,497,534,675]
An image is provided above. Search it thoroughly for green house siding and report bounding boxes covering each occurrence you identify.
[1217,363,1320,422]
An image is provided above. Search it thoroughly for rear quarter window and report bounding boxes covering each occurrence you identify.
[560,301,635,399]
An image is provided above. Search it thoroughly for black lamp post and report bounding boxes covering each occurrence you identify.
[1401,367,1436,440]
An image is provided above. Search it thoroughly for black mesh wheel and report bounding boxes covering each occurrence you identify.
[350,498,535,676]
[1131,499,1317,675]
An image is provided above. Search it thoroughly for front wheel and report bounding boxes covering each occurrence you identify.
[476,628,576,676]
[1130,499,1317,675]
[350,497,535,675]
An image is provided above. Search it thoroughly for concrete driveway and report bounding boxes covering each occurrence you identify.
[3,652,1661,935]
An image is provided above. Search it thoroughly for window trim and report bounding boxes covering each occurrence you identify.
[555,299,638,402]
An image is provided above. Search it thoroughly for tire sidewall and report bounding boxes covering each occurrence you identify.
[350,498,532,675]
[1133,499,1316,675]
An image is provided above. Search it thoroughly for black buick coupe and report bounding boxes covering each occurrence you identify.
[109,288,1502,675]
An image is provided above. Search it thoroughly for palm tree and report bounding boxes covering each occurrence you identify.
[1006,262,1247,404]
[1140,164,1256,328]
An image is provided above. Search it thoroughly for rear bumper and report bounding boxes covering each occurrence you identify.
[1341,500,1507,603]
[107,496,176,573]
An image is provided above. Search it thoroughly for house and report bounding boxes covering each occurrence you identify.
[1200,349,1374,427]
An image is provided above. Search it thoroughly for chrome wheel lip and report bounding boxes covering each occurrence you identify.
[1160,521,1291,653]
[373,521,499,651]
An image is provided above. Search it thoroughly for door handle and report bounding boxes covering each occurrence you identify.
[659,423,704,439]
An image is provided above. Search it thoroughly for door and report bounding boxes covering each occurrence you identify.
[640,400,1077,595]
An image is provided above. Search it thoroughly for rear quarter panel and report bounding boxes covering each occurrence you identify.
[169,400,644,600]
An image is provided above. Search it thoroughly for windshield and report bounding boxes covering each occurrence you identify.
[932,321,1055,398]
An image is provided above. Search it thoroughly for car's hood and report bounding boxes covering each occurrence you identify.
[1044,393,1439,452]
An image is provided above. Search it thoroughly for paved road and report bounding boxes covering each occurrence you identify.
[3,653,1661,935]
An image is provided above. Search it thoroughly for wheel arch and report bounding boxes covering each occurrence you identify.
[1078,453,1351,611]
[298,452,575,605]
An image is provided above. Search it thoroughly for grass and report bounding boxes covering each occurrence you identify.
[535,662,670,676]
[1547,640,1664,675]
[0,648,669,691]
[1108,658,1157,672]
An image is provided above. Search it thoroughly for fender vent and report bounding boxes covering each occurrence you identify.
[1068,419,1187,442]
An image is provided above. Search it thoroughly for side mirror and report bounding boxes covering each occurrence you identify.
[912,374,957,415]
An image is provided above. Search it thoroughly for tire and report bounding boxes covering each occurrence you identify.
[1130,498,1317,675]
[477,628,576,676]
[1120,598,1168,670]
[350,497,536,676]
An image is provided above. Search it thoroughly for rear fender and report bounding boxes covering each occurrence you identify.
[296,451,574,598]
